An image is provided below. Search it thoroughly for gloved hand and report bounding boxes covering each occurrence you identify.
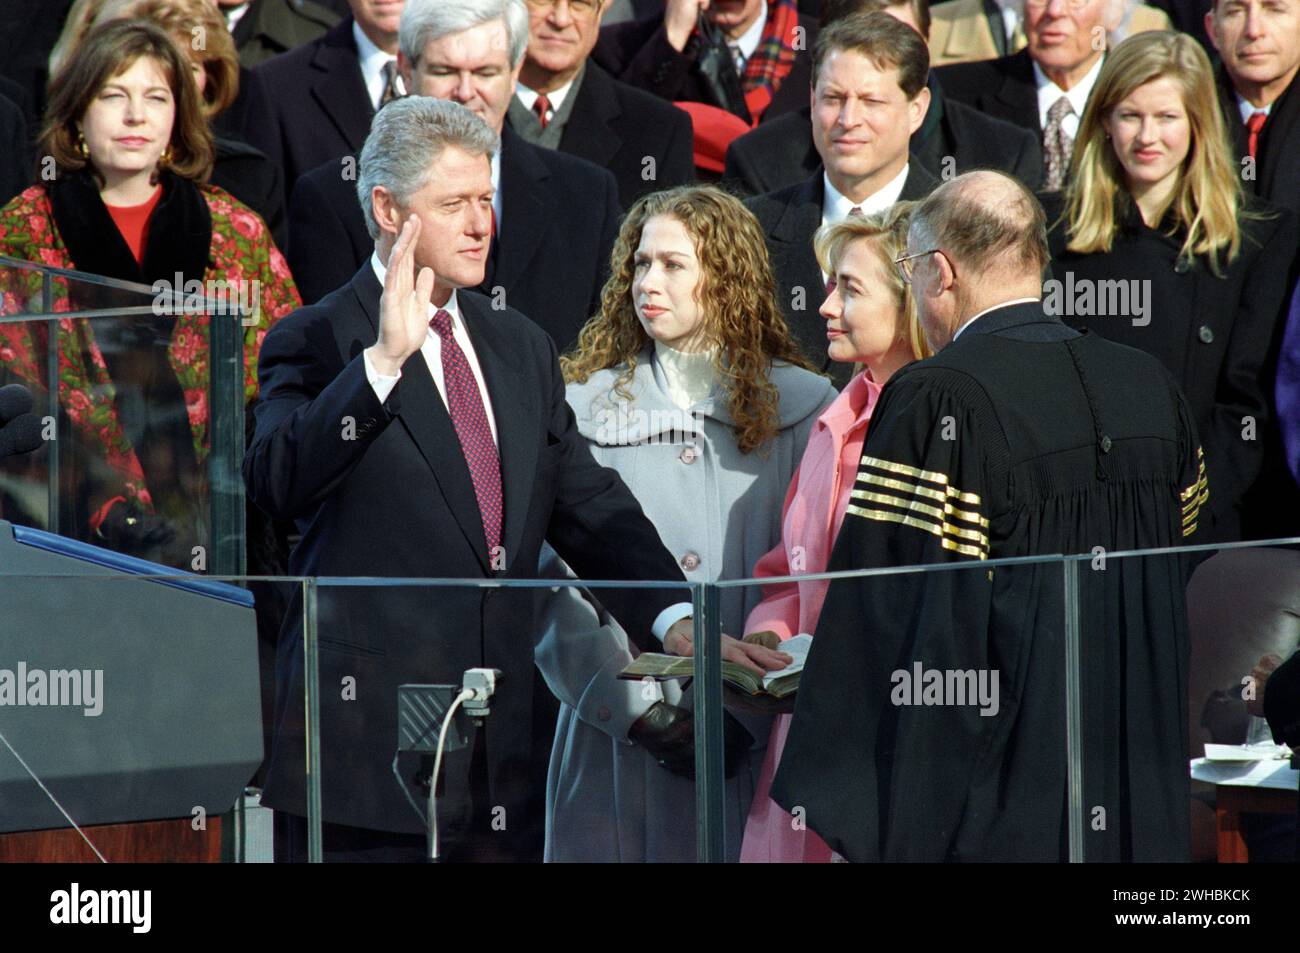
[628,701,756,780]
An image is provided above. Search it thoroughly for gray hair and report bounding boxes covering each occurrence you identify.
[910,171,1049,279]
[356,97,500,240]
[399,0,530,69]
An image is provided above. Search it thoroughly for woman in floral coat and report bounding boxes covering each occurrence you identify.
[0,19,299,560]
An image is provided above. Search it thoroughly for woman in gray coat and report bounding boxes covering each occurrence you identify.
[534,185,838,862]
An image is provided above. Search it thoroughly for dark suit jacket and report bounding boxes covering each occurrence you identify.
[594,13,818,124]
[230,0,341,68]
[935,48,1041,139]
[1217,65,1300,218]
[722,77,1044,197]
[242,17,373,192]
[531,61,695,207]
[288,127,620,350]
[211,135,289,253]
[0,91,28,205]
[1043,191,1300,542]
[244,269,686,838]
[745,163,940,387]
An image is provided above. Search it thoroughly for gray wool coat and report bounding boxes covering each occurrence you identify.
[534,348,837,862]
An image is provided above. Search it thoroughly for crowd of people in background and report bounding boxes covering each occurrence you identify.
[0,0,1296,863]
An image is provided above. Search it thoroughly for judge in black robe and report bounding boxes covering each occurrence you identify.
[771,171,1204,862]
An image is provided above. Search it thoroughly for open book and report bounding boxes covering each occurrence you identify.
[618,634,813,699]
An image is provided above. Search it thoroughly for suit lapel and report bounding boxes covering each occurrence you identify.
[996,50,1040,134]
[900,161,939,201]
[557,65,623,170]
[492,129,554,294]
[309,20,374,155]
[458,293,540,564]
[351,269,493,573]
[770,175,830,367]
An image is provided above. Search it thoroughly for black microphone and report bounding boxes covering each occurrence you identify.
[0,383,33,425]
[0,413,44,458]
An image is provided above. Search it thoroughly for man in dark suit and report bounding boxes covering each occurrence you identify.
[242,1,405,192]
[723,0,1042,195]
[935,0,1119,189]
[1208,0,1300,218]
[594,0,819,125]
[508,0,695,206]
[746,12,939,385]
[288,0,620,353]
[220,0,342,68]
[247,97,787,862]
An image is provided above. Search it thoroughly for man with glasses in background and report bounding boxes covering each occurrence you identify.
[936,0,1121,189]
[509,0,695,205]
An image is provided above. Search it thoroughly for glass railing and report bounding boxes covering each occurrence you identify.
[3,538,1294,863]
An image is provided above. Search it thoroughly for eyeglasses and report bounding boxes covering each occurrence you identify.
[525,0,603,16]
[894,249,941,282]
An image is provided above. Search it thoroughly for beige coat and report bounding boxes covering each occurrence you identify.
[928,0,1173,67]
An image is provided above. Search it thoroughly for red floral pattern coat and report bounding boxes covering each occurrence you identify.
[0,183,300,513]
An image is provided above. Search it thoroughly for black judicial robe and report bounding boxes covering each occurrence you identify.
[771,301,1205,862]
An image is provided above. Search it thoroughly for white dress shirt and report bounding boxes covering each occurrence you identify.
[353,21,401,110]
[819,164,910,281]
[362,252,499,445]
[224,1,252,34]
[516,75,578,126]
[1237,94,1273,122]
[951,297,1041,342]
[728,5,768,73]
[1033,54,1104,142]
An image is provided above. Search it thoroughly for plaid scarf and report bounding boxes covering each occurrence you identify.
[740,0,800,122]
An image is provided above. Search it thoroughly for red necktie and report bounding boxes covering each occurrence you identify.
[1246,111,1267,160]
[430,308,503,557]
[533,94,552,130]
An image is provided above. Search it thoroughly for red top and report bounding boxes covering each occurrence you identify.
[104,186,163,265]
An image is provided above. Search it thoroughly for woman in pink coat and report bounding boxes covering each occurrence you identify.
[741,202,932,863]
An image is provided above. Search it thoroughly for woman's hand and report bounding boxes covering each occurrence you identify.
[664,618,792,676]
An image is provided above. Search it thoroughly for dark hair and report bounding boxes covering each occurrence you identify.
[38,19,214,185]
[812,10,930,99]
[820,0,932,40]
[108,0,241,120]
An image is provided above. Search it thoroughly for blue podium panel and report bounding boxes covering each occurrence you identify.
[0,521,263,833]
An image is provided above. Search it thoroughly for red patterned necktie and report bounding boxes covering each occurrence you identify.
[430,308,503,557]
[1246,111,1267,160]
[533,93,552,130]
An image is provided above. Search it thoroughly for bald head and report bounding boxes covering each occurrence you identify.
[906,171,1048,350]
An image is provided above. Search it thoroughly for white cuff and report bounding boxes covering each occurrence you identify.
[651,601,694,644]
[363,348,401,404]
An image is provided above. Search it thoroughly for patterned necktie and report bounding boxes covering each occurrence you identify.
[1245,111,1268,160]
[430,308,503,557]
[533,93,552,130]
[379,60,400,108]
[1042,96,1075,192]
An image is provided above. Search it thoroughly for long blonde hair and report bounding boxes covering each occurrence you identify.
[814,201,932,368]
[1062,31,1243,272]
[561,185,813,455]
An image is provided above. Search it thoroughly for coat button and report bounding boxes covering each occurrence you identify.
[1174,257,1191,274]
[1100,435,1112,453]
[1198,325,1214,344]
[679,446,698,464]
[597,705,612,722]
[680,551,700,571]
